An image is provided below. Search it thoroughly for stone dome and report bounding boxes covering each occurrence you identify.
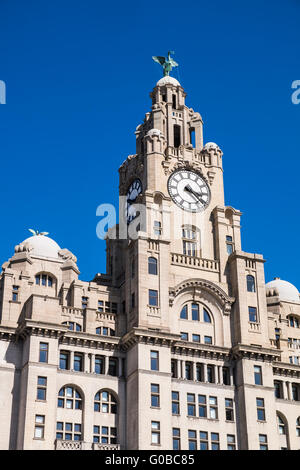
[266,278,300,303]
[204,142,220,150]
[20,234,61,260]
[147,128,162,137]
[156,76,181,87]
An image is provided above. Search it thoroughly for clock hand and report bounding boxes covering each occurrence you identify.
[184,185,206,205]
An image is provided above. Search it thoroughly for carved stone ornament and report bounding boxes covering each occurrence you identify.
[169,278,235,315]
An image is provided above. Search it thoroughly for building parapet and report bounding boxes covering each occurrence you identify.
[170,253,219,273]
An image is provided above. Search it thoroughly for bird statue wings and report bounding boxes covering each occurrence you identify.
[152,51,178,77]
[28,229,49,236]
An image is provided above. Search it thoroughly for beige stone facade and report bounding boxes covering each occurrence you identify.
[0,76,299,450]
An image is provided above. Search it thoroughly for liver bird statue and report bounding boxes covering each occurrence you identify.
[28,229,49,236]
[152,51,178,77]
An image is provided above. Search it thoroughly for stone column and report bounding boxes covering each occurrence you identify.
[286,381,291,401]
[218,366,223,384]
[70,351,74,371]
[203,363,208,383]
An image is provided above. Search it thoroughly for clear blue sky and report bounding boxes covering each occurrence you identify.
[0,0,299,286]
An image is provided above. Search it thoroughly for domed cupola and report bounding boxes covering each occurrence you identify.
[266,277,300,303]
[15,230,61,260]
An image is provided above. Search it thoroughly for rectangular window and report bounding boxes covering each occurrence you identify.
[211,432,220,450]
[56,422,82,441]
[82,296,88,309]
[192,334,200,343]
[39,343,48,363]
[223,367,230,385]
[187,393,196,416]
[225,398,234,421]
[151,421,160,445]
[259,434,268,450]
[181,332,188,341]
[151,351,159,371]
[171,359,178,378]
[12,285,19,302]
[154,220,162,236]
[93,426,117,444]
[188,430,197,450]
[172,391,180,415]
[73,353,83,372]
[98,300,104,312]
[227,434,236,450]
[173,428,180,450]
[249,306,258,323]
[207,365,214,383]
[37,377,47,401]
[226,236,234,254]
[149,289,158,306]
[151,384,160,408]
[95,356,105,374]
[198,395,207,418]
[196,363,203,381]
[254,365,263,385]
[200,431,208,450]
[274,381,282,399]
[59,351,69,370]
[183,240,197,256]
[185,362,193,380]
[174,124,181,148]
[108,358,118,376]
[256,398,265,421]
[204,335,212,345]
[209,396,218,420]
[34,415,45,439]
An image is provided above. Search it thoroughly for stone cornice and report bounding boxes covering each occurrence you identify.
[228,251,265,264]
[169,278,235,315]
[16,320,68,340]
[231,343,281,362]
[0,326,16,341]
[171,342,231,360]
[120,327,180,351]
[273,362,300,378]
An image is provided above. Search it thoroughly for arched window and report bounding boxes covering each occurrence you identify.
[94,390,117,414]
[179,303,213,324]
[246,275,256,292]
[62,321,82,332]
[278,415,286,435]
[203,308,211,323]
[57,386,82,410]
[180,305,188,319]
[296,417,300,437]
[35,273,53,287]
[148,257,158,275]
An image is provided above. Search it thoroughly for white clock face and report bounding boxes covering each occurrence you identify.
[125,179,143,223]
[167,170,210,212]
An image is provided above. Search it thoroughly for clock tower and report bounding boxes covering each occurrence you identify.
[105,61,275,450]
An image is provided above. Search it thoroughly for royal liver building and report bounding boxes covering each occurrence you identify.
[1,57,300,451]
